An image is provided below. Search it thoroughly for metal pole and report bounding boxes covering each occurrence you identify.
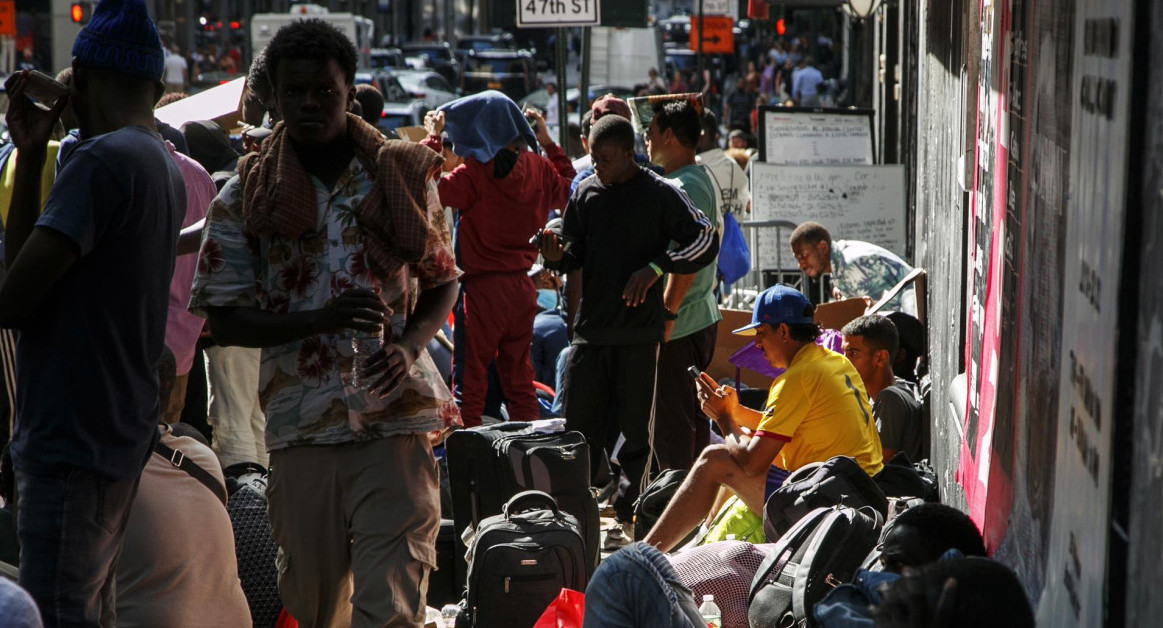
[391,0,399,44]
[696,0,704,80]
[556,26,568,148]
[579,27,590,116]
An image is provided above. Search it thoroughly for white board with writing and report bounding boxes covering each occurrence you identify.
[750,164,906,269]
[760,110,874,165]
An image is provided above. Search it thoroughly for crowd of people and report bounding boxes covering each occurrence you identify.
[0,2,1033,627]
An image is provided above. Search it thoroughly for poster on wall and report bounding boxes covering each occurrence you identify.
[1036,0,1131,624]
[958,0,1011,546]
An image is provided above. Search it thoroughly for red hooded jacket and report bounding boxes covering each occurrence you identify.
[425,134,574,279]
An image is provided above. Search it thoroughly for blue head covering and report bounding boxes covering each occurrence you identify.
[72,0,165,82]
[437,90,539,164]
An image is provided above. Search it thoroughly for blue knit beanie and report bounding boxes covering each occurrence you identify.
[71,0,164,82]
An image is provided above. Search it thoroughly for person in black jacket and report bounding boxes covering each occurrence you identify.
[538,114,718,544]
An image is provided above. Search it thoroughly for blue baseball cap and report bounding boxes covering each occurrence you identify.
[732,285,814,335]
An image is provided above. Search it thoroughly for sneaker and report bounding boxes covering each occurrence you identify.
[602,521,633,551]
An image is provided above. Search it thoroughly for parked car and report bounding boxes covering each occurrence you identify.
[400,42,459,85]
[394,70,458,109]
[460,49,539,101]
[454,33,516,62]
[369,47,407,70]
[658,15,692,46]
[378,99,428,135]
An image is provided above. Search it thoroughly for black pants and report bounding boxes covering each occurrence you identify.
[653,322,719,471]
[562,342,659,522]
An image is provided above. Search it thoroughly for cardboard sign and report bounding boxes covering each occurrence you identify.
[154,77,245,132]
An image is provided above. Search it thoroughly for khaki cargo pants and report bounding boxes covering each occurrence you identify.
[268,434,440,628]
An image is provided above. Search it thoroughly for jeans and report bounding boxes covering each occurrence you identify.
[583,542,703,628]
[16,463,140,628]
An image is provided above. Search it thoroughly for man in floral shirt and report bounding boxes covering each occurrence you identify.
[789,221,917,316]
[189,20,460,628]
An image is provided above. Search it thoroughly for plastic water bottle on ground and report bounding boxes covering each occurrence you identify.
[440,604,460,627]
[351,326,384,389]
[699,594,721,628]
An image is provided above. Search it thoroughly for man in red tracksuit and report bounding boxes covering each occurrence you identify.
[423,92,574,425]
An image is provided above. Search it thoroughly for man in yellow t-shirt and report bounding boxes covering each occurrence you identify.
[643,284,883,552]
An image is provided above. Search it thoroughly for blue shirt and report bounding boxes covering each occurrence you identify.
[12,126,184,479]
[532,308,569,386]
[793,66,824,104]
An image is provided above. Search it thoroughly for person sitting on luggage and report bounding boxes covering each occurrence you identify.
[789,221,917,316]
[841,315,926,462]
[642,285,883,553]
[873,503,987,574]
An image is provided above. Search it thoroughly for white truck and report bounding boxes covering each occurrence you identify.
[251,4,375,66]
[587,26,664,90]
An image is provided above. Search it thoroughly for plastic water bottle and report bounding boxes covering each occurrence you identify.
[351,326,384,389]
[440,604,460,627]
[699,594,722,628]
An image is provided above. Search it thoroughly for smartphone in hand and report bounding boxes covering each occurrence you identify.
[22,70,69,109]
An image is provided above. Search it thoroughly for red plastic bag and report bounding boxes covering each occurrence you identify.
[532,588,585,628]
[274,608,298,628]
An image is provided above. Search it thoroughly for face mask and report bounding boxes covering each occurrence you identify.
[537,289,558,311]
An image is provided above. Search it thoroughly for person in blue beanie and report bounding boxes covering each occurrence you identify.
[0,0,185,624]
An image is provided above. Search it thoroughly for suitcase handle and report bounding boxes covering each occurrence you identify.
[502,490,559,519]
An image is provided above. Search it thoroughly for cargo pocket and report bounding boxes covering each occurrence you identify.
[400,532,439,618]
[275,547,308,621]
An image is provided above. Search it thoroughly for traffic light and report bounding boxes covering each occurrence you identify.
[775,17,786,35]
[70,2,92,24]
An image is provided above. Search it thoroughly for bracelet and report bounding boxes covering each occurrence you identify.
[649,262,663,277]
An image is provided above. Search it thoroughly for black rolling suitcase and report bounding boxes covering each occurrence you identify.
[445,422,599,576]
[462,491,588,628]
[428,519,461,608]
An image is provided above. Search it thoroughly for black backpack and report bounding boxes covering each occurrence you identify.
[748,505,882,628]
[763,456,887,541]
[463,491,588,628]
[227,477,281,628]
[633,468,690,542]
[871,452,938,501]
[446,423,598,575]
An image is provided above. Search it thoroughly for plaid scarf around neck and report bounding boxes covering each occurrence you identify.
[239,113,444,277]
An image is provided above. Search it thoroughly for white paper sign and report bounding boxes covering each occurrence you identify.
[760,111,874,165]
[750,164,906,269]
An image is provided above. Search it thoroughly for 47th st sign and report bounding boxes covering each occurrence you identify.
[517,0,600,27]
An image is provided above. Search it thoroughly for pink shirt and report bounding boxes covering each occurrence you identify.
[165,142,217,375]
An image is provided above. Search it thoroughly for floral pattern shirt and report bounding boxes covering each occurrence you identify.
[830,239,916,316]
[189,159,462,451]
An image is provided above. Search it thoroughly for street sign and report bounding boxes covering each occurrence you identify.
[517,0,600,28]
[0,2,13,36]
[689,15,733,55]
[701,0,730,16]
